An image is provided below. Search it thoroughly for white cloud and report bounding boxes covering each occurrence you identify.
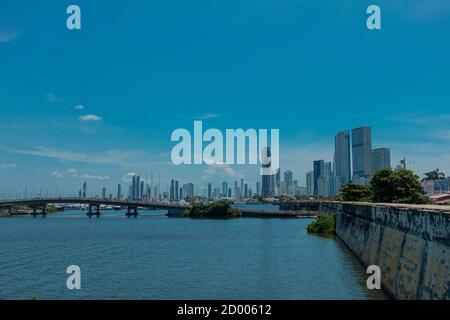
[79,114,102,122]
[0,145,166,168]
[46,93,57,102]
[51,171,64,178]
[0,28,20,43]
[74,105,85,110]
[203,162,243,180]
[67,168,78,177]
[121,172,137,183]
[0,163,17,169]
[192,113,220,120]
[80,174,109,181]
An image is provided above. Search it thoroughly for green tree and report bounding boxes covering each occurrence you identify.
[422,168,446,181]
[306,214,336,235]
[338,183,371,202]
[371,168,428,204]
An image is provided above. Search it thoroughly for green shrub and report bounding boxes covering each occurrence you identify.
[307,214,336,235]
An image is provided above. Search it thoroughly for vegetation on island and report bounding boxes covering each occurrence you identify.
[306,214,336,235]
[45,204,59,213]
[337,168,429,204]
[182,200,242,218]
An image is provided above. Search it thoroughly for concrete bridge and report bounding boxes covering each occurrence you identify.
[0,198,317,218]
[0,198,190,218]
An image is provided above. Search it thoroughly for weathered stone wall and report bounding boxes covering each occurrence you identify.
[320,201,450,300]
[280,201,320,212]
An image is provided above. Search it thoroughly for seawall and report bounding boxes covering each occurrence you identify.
[319,201,450,300]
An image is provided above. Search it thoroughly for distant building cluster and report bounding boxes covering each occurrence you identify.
[78,172,163,202]
[74,126,393,202]
[305,126,391,197]
[423,179,450,197]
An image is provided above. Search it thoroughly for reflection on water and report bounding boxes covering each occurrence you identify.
[0,210,388,300]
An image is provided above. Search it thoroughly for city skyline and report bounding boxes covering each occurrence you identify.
[2,125,395,201]
[0,122,444,199]
[1,1,450,196]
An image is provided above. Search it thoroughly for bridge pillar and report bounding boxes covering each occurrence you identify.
[86,204,94,218]
[32,206,38,218]
[42,204,47,218]
[8,206,12,215]
[95,204,101,218]
[126,206,138,218]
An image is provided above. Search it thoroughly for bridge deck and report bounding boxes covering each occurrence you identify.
[0,198,318,218]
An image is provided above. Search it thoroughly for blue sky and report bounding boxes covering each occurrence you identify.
[1,1,450,197]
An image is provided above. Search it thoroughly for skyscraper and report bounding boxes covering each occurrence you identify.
[175,180,179,201]
[240,178,244,199]
[334,130,351,183]
[275,169,281,196]
[186,183,194,198]
[153,186,158,200]
[102,187,107,199]
[313,160,324,196]
[352,126,372,181]
[135,175,141,200]
[208,183,212,200]
[132,176,136,199]
[284,170,293,195]
[372,148,391,173]
[82,182,87,199]
[306,171,314,196]
[261,147,273,198]
[256,181,261,195]
[318,162,332,197]
[117,184,122,200]
[170,179,175,201]
[222,182,228,198]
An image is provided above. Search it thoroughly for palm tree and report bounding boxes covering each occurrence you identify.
[422,168,446,182]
